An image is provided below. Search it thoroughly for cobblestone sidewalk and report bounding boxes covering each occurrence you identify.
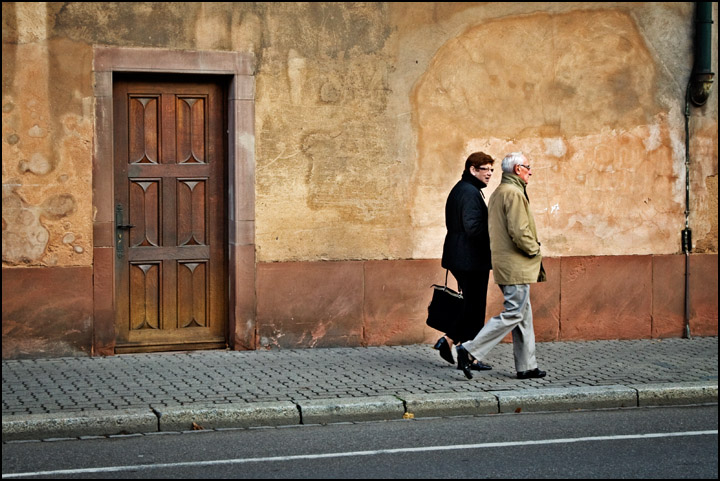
[3,337,717,417]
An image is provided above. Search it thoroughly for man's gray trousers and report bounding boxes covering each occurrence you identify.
[462,283,538,372]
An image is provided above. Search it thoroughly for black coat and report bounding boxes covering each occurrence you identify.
[441,172,492,272]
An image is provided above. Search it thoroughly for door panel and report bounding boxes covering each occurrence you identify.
[113,76,227,353]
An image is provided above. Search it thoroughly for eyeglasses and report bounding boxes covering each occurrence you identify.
[476,167,494,172]
[518,165,532,171]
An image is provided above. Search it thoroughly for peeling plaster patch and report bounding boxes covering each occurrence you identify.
[28,125,46,138]
[81,96,93,119]
[310,320,330,346]
[288,49,306,105]
[669,127,686,198]
[544,137,567,157]
[644,122,662,151]
[19,153,52,175]
[260,330,284,349]
[15,2,48,43]
[320,79,342,103]
[195,3,230,50]
[231,12,262,53]
[41,194,76,220]
[301,123,395,223]
[2,187,49,263]
[694,174,718,253]
[2,187,80,264]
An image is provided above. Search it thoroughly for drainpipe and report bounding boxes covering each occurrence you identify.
[689,2,715,106]
[683,93,692,339]
[683,2,715,339]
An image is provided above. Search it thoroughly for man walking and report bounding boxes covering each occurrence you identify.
[456,152,547,380]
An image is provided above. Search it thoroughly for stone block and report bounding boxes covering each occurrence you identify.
[689,254,719,336]
[401,392,498,417]
[256,261,364,348]
[633,381,718,406]
[298,396,404,424]
[2,266,93,359]
[2,409,157,442]
[156,401,299,431]
[363,259,444,345]
[496,385,637,413]
[652,255,686,338]
[560,256,652,340]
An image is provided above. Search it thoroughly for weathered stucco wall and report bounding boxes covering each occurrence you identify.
[414,9,666,257]
[403,3,718,259]
[2,2,717,268]
[3,3,94,267]
[1,3,717,357]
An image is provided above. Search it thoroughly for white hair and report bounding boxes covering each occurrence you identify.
[501,152,526,173]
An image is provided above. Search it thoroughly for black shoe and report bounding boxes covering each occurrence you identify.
[469,360,493,371]
[433,337,455,365]
[457,359,492,371]
[517,368,546,379]
[455,345,473,379]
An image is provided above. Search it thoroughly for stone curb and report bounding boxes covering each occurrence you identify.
[297,396,404,425]
[631,381,718,407]
[3,382,717,442]
[1,408,157,442]
[494,385,638,413]
[155,401,300,432]
[402,392,498,418]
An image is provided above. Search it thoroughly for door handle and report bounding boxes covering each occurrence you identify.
[115,204,135,258]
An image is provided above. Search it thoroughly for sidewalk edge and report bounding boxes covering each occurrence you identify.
[3,382,718,442]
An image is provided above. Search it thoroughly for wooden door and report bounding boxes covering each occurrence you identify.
[113,75,227,353]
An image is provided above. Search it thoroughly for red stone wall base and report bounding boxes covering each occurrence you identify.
[1,254,717,358]
[2,266,93,359]
[255,254,718,348]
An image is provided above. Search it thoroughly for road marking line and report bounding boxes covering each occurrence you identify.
[2,430,717,478]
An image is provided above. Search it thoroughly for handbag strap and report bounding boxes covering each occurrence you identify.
[445,269,461,294]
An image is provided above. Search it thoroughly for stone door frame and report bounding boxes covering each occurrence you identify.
[92,47,256,355]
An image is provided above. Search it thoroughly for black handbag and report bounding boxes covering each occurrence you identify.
[426,270,463,337]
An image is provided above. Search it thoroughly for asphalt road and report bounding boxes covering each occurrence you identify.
[2,405,717,479]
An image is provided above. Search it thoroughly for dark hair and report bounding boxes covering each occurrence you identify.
[465,152,495,172]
